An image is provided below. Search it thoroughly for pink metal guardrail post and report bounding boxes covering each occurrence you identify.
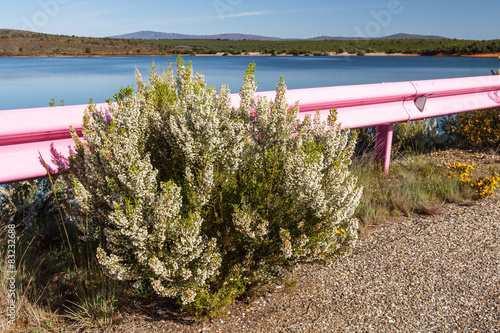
[374,124,394,172]
[2,75,500,184]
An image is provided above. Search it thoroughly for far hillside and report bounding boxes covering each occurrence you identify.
[0,30,162,57]
[1,29,499,57]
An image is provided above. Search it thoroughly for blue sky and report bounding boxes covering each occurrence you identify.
[1,0,499,40]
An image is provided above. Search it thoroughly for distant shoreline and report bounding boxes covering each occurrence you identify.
[3,52,500,58]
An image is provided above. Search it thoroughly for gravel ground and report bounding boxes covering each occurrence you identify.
[107,193,499,333]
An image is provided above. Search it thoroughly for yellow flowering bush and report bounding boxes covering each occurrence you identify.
[448,162,475,184]
[470,172,500,199]
[448,163,500,199]
[442,108,500,147]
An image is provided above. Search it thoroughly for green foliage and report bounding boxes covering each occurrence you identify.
[57,56,362,316]
[49,98,65,107]
[355,119,447,158]
[393,118,447,154]
[106,85,135,103]
[0,180,64,230]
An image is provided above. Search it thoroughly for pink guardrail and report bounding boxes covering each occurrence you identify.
[1,74,500,184]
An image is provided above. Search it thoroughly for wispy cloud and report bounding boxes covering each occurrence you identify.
[220,11,267,19]
[266,3,389,16]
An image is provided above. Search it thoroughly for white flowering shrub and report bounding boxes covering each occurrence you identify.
[58,56,362,315]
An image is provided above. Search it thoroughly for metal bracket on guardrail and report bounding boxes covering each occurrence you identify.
[414,95,429,112]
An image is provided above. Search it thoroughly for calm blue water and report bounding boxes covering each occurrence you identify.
[0,55,498,111]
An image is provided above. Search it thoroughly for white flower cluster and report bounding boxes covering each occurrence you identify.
[60,56,362,309]
[234,73,362,271]
[63,59,231,304]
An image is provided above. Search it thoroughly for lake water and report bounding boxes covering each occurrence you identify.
[0,55,498,111]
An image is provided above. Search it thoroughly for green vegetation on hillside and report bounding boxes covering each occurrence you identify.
[145,37,500,56]
[0,30,163,57]
[1,29,500,57]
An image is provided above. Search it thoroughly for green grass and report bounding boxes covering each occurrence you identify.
[0,220,63,332]
[353,154,474,227]
[0,196,125,331]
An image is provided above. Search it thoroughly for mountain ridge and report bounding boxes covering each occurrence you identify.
[109,31,282,40]
[110,30,449,41]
